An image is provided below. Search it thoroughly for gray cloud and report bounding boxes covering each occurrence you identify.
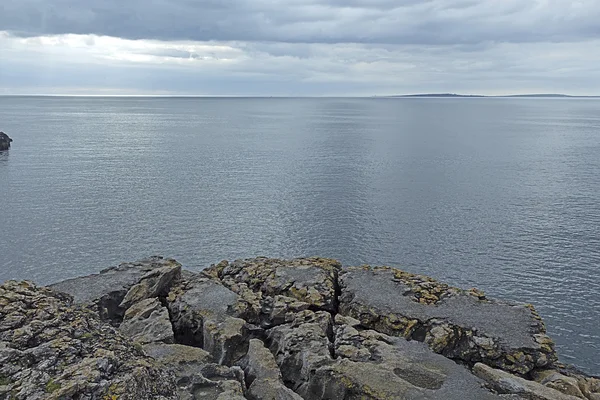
[2,1,600,95]
[2,0,600,45]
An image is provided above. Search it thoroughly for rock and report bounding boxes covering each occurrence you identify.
[267,309,505,399]
[10,256,596,399]
[203,317,252,366]
[474,363,582,400]
[212,257,341,313]
[267,310,335,392]
[0,280,176,400]
[0,132,12,151]
[120,263,182,309]
[50,256,181,324]
[240,339,303,400]
[142,342,246,399]
[167,275,258,365]
[533,369,600,400]
[339,265,557,374]
[119,297,175,344]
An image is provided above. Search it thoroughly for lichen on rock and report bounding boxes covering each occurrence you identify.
[3,256,597,400]
[0,280,176,400]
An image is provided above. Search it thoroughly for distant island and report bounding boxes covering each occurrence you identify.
[383,93,600,98]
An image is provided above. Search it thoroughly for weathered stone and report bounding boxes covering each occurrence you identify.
[119,297,174,344]
[339,266,557,374]
[203,317,251,366]
[120,263,182,309]
[0,132,12,151]
[168,275,258,365]
[143,342,248,399]
[240,339,303,400]
[267,309,505,399]
[267,310,334,391]
[213,257,341,312]
[8,256,597,399]
[50,256,181,323]
[474,363,582,400]
[0,280,176,400]
[330,320,505,400]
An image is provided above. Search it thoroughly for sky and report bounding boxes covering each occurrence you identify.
[1,0,600,96]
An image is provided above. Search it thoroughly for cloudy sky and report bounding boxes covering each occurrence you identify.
[1,0,600,95]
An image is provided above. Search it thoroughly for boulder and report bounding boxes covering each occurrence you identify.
[142,342,247,399]
[474,363,582,400]
[0,132,12,151]
[533,369,600,400]
[120,263,181,309]
[50,256,182,324]
[339,266,557,374]
[119,297,175,344]
[239,339,303,400]
[0,280,176,400]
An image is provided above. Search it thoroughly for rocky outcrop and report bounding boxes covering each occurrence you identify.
[0,281,176,400]
[0,132,11,151]
[50,256,181,324]
[339,266,556,375]
[3,256,597,400]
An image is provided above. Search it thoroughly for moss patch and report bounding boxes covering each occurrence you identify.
[45,379,61,393]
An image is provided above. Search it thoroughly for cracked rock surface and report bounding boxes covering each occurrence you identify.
[2,256,597,399]
[0,281,176,400]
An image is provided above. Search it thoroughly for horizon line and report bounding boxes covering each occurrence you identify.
[1,93,600,98]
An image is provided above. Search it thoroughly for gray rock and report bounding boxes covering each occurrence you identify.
[267,310,335,391]
[0,280,176,400]
[120,263,182,309]
[119,297,174,344]
[240,339,303,400]
[339,266,556,374]
[0,132,12,151]
[143,342,247,400]
[267,309,506,400]
[212,257,341,313]
[167,275,257,365]
[474,363,582,400]
[50,256,181,323]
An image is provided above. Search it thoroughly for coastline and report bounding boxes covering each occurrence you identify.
[1,256,597,399]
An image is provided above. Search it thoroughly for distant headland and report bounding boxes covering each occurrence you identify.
[382,93,600,98]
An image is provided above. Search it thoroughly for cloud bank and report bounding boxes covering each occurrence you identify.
[1,0,600,95]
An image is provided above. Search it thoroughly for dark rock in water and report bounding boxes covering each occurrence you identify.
[6,256,597,399]
[0,132,12,151]
[0,280,176,400]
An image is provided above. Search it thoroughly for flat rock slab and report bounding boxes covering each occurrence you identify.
[339,266,557,374]
[50,256,181,322]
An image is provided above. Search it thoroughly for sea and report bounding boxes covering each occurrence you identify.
[0,96,598,374]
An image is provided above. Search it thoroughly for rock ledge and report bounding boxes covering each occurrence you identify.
[1,256,597,400]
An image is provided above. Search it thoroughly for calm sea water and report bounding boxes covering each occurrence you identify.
[0,96,598,374]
